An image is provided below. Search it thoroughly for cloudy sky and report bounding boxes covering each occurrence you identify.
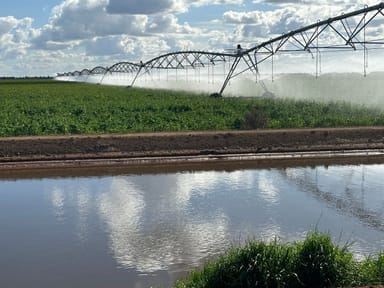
[0,0,381,76]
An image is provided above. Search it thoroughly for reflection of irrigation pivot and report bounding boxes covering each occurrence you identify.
[58,3,384,96]
[283,168,384,231]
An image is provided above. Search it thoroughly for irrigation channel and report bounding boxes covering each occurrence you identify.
[0,160,383,288]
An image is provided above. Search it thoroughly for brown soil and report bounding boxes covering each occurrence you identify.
[1,127,384,170]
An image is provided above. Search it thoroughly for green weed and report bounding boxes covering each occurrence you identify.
[175,232,383,288]
[356,253,384,285]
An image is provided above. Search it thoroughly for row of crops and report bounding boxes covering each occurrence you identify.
[1,79,384,137]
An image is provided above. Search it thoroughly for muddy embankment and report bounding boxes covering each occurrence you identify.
[1,127,384,170]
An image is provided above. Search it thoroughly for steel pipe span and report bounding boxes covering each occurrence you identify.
[57,2,384,96]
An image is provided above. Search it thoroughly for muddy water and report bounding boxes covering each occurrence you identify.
[0,163,383,288]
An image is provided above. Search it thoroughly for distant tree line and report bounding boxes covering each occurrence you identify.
[0,76,54,80]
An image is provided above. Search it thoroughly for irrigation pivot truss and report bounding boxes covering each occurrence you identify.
[57,2,384,96]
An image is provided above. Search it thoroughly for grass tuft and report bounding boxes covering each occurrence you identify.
[175,232,383,288]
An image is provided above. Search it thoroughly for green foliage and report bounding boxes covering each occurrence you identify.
[175,232,383,288]
[246,98,384,129]
[0,80,248,136]
[357,253,384,285]
[295,232,354,287]
[1,79,384,137]
[176,239,298,288]
[240,108,269,129]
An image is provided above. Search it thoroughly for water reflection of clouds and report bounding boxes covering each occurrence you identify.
[50,187,65,222]
[258,171,279,205]
[97,174,230,273]
[96,170,289,272]
[48,180,96,242]
[175,171,219,199]
[98,177,147,270]
[43,165,384,275]
[75,187,92,242]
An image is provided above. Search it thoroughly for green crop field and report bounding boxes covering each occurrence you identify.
[1,79,384,137]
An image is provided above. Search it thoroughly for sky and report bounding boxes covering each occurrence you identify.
[0,0,383,76]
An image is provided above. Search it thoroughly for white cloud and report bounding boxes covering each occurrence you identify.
[253,0,380,6]
[188,0,243,6]
[0,16,20,35]
[0,16,33,42]
[84,34,172,60]
[223,1,384,44]
[223,7,313,45]
[31,0,202,52]
[106,0,243,15]
[107,0,179,14]
[1,0,384,76]
[85,36,127,56]
[34,0,148,44]
[1,0,245,75]
[0,16,34,71]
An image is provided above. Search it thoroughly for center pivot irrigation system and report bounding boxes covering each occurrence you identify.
[57,3,384,96]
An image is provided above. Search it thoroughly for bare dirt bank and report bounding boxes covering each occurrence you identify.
[1,127,384,170]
